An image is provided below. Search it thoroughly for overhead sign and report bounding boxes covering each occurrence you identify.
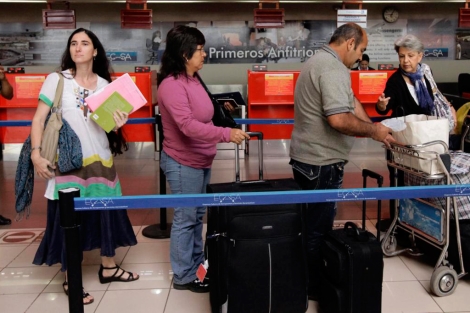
[106,51,138,62]
[337,9,367,28]
[424,48,449,58]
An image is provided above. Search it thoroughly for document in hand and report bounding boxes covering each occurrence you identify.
[90,91,133,133]
[215,98,239,108]
[85,73,147,114]
[213,91,245,108]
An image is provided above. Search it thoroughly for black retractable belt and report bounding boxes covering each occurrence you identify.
[142,114,172,239]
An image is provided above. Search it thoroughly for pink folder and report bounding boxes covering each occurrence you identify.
[85,73,147,114]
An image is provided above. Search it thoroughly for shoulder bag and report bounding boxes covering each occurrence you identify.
[40,73,83,173]
[40,73,64,168]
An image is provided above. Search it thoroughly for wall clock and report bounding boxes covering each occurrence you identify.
[383,6,399,23]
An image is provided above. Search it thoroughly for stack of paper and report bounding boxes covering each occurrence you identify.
[86,73,148,132]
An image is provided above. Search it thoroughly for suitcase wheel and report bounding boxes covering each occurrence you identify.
[430,266,458,297]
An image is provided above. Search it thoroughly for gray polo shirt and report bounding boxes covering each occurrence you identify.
[290,45,356,166]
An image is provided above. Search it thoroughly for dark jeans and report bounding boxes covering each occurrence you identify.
[290,159,344,296]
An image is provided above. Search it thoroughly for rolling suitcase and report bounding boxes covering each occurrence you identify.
[206,132,308,313]
[319,222,383,313]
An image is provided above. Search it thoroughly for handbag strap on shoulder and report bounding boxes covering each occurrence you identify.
[195,73,215,100]
[52,73,64,110]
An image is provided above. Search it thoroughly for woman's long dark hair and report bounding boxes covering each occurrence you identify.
[62,28,128,156]
[157,25,206,86]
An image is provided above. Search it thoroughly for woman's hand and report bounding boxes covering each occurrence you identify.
[112,110,129,132]
[377,93,390,111]
[223,102,235,113]
[31,151,55,179]
[230,128,250,145]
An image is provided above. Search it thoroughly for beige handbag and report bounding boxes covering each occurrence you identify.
[40,73,64,168]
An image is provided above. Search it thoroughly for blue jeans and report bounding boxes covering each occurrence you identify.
[290,159,344,296]
[160,151,212,285]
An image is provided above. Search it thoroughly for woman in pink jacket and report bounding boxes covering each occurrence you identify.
[157,25,249,293]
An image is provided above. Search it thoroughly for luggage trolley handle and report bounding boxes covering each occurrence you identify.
[235,132,264,182]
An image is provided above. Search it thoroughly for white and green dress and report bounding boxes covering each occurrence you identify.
[33,70,137,271]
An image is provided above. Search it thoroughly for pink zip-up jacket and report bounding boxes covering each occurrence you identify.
[157,74,232,168]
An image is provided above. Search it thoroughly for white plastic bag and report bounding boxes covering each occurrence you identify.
[389,114,449,174]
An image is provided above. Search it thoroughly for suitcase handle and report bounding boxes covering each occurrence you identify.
[344,222,360,236]
[362,169,383,186]
[246,131,263,141]
[235,132,263,182]
[362,169,383,240]
[344,222,369,242]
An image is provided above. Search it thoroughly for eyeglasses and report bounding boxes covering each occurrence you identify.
[196,47,205,53]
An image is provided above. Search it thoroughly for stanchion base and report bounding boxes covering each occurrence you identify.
[142,224,172,239]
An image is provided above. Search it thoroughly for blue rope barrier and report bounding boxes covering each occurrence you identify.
[0,120,31,126]
[0,117,387,127]
[74,184,470,211]
[233,118,294,124]
[126,117,155,125]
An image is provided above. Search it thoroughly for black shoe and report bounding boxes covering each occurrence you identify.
[0,215,11,226]
[308,293,319,301]
[173,278,209,293]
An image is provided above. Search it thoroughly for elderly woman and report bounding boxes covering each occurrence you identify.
[375,34,461,230]
[376,34,458,146]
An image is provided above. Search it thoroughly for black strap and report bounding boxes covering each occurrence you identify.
[196,73,216,101]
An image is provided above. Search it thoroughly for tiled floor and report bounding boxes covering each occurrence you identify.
[1,138,470,313]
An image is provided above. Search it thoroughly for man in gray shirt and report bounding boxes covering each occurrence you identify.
[289,23,394,300]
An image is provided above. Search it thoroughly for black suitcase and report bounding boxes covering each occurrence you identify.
[206,132,308,313]
[319,222,383,313]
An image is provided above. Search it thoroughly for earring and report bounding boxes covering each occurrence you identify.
[93,55,96,61]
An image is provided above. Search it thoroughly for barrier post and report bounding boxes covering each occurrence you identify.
[142,114,172,239]
[59,188,83,313]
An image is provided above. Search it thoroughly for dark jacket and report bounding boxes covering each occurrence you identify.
[375,69,434,117]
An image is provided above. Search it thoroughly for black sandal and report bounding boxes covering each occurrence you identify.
[98,264,140,284]
[62,281,94,305]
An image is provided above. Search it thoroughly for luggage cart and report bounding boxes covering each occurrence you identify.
[381,140,467,297]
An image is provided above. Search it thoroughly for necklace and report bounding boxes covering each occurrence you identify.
[74,84,90,120]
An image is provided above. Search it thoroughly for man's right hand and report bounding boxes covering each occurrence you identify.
[372,123,396,148]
